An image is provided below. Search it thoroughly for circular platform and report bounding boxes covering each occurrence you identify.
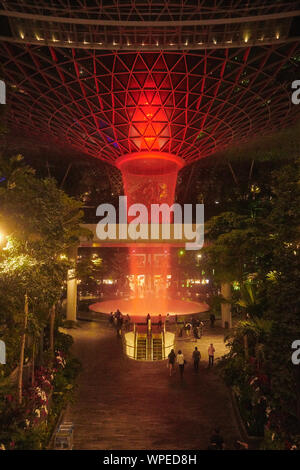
[89,297,208,319]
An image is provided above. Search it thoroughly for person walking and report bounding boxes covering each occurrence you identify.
[184,321,191,337]
[192,347,201,371]
[178,322,184,337]
[116,316,123,338]
[209,428,225,450]
[168,349,176,376]
[208,343,215,367]
[177,350,185,380]
[193,325,199,341]
[210,313,216,328]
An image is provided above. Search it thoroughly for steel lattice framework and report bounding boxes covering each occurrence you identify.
[1,42,300,165]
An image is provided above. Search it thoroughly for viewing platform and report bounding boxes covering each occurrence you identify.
[123,319,175,361]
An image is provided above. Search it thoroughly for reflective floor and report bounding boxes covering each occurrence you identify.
[63,321,241,450]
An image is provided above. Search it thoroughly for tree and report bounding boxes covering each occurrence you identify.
[0,154,87,401]
[214,159,300,442]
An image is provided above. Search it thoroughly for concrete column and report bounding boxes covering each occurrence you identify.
[221,281,232,329]
[66,246,78,322]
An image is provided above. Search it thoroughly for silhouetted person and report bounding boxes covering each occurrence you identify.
[198,321,204,338]
[108,312,114,326]
[184,321,191,337]
[177,350,185,380]
[193,325,199,340]
[210,313,216,328]
[192,347,201,371]
[209,428,225,450]
[208,343,215,367]
[116,316,123,337]
[146,313,151,332]
[124,314,130,331]
[157,314,162,331]
[168,349,176,376]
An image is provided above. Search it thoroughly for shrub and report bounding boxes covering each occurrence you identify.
[54,331,73,355]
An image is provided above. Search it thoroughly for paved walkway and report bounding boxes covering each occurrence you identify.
[63,321,241,450]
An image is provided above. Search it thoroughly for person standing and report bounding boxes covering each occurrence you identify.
[193,325,199,341]
[208,343,215,367]
[192,347,201,371]
[168,349,176,376]
[210,313,216,328]
[185,321,191,337]
[177,350,185,380]
[146,313,151,332]
[116,315,123,338]
[209,428,225,450]
[124,314,131,331]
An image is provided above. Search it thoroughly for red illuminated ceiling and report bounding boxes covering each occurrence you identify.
[1,44,300,165]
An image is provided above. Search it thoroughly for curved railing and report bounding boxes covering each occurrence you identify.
[0,3,298,49]
[122,321,175,361]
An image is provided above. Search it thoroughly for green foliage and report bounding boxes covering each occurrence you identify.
[0,152,86,448]
[76,252,108,292]
[210,158,300,443]
[0,154,87,374]
[215,121,300,164]
[54,331,74,355]
[260,429,286,450]
[218,353,267,436]
[0,354,81,449]
[205,294,222,317]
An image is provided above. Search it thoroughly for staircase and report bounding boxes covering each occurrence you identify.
[136,336,147,360]
[152,337,163,360]
[125,326,171,361]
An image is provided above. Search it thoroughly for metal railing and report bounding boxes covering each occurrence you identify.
[122,321,175,361]
[1,3,298,49]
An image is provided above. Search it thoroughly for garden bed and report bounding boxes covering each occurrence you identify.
[0,333,81,450]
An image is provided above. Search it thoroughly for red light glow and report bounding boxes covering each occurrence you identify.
[1,48,298,165]
[117,152,184,316]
